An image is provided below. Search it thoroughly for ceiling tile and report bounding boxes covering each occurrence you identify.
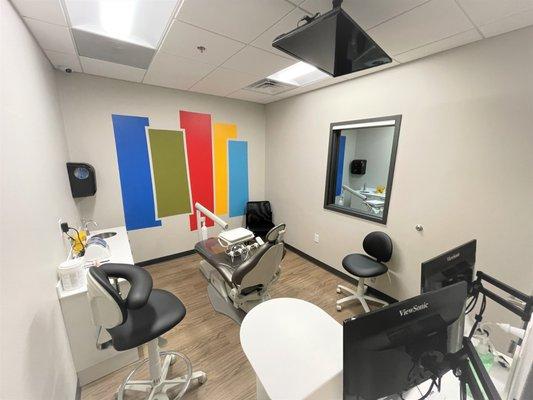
[478,9,533,38]
[394,29,482,63]
[176,0,295,43]
[24,18,76,54]
[11,0,67,26]
[80,57,146,83]
[160,20,245,65]
[456,0,533,27]
[251,7,310,58]
[221,46,295,78]
[44,50,82,72]
[227,89,276,103]
[190,67,260,96]
[299,0,429,29]
[367,0,474,55]
[144,52,216,90]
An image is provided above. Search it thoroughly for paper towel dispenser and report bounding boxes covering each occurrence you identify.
[66,162,96,198]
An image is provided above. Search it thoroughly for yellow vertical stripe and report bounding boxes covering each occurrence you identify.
[214,123,237,214]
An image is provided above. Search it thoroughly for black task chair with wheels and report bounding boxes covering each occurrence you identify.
[246,201,275,239]
[86,263,206,400]
[336,231,392,313]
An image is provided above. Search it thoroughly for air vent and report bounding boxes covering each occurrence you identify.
[244,78,297,95]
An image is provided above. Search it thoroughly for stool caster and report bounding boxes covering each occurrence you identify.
[336,287,341,294]
[196,371,207,385]
[336,305,342,311]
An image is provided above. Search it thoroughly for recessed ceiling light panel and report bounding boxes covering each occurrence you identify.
[268,62,329,87]
[64,0,182,48]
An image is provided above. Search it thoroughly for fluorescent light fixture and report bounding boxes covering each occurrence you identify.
[64,0,181,48]
[99,1,135,42]
[333,120,396,130]
[268,61,329,87]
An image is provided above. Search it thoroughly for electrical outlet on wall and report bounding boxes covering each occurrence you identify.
[314,233,320,243]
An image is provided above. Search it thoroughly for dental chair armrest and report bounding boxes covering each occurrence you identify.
[99,263,153,309]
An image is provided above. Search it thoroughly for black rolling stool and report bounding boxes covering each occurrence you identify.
[336,231,392,313]
[86,263,206,400]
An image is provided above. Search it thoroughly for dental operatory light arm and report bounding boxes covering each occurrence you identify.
[342,184,367,200]
[195,202,228,241]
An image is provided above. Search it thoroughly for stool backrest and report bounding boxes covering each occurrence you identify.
[86,263,153,329]
[363,231,393,262]
[87,268,126,329]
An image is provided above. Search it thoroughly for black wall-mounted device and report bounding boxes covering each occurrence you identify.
[66,162,96,198]
[350,159,367,175]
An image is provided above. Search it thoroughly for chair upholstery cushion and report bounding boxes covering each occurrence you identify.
[342,254,388,278]
[108,289,186,351]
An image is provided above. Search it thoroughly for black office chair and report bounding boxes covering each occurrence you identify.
[86,263,206,400]
[336,231,392,313]
[246,201,275,239]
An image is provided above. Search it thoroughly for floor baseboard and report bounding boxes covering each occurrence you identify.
[137,249,196,267]
[284,243,398,304]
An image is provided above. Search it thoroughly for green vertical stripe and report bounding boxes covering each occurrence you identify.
[148,129,191,218]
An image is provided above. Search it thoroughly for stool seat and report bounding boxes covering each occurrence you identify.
[342,254,388,278]
[109,289,186,351]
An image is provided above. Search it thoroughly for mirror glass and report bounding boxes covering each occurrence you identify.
[324,116,401,224]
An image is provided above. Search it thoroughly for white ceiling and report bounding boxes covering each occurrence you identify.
[12,0,533,104]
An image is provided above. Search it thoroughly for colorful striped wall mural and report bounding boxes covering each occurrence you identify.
[112,111,249,232]
[179,111,214,231]
[213,123,237,215]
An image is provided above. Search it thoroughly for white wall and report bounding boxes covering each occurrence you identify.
[0,0,79,398]
[348,126,395,190]
[56,73,266,262]
[265,26,533,335]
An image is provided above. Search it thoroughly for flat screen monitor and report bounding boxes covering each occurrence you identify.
[272,6,391,77]
[421,240,476,295]
[343,282,467,400]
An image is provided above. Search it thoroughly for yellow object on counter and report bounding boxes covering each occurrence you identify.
[376,185,386,194]
[72,230,87,255]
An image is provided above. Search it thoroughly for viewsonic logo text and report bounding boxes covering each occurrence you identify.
[399,302,429,316]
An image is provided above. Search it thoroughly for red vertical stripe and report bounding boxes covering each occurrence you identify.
[180,110,214,230]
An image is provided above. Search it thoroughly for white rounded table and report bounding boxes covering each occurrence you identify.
[240,298,343,400]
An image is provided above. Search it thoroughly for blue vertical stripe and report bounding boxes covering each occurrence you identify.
[335,135,346,196]
[228,141,249,217]
[112,114,161,231]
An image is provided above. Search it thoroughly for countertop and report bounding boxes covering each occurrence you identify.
[56,226,133,300]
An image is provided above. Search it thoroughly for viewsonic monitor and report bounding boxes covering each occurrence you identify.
[272,5,391,77]
[343,282,467,400]
[421,240,476,295]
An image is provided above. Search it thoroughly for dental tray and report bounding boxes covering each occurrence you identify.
[218,228,255,247]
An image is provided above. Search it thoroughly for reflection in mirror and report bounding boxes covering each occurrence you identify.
[324,116,401,224]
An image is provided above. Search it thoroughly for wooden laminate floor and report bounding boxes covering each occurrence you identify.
[81,250,370,400]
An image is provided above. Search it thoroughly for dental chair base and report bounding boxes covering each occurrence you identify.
[200,260,280,313]
[336,278,388,313]
[117,338,206,400]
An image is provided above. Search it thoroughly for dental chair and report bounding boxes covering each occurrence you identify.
[195,224,286,320]
[86,263,206,400]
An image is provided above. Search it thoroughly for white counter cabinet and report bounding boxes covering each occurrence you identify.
[57,226,139,386]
